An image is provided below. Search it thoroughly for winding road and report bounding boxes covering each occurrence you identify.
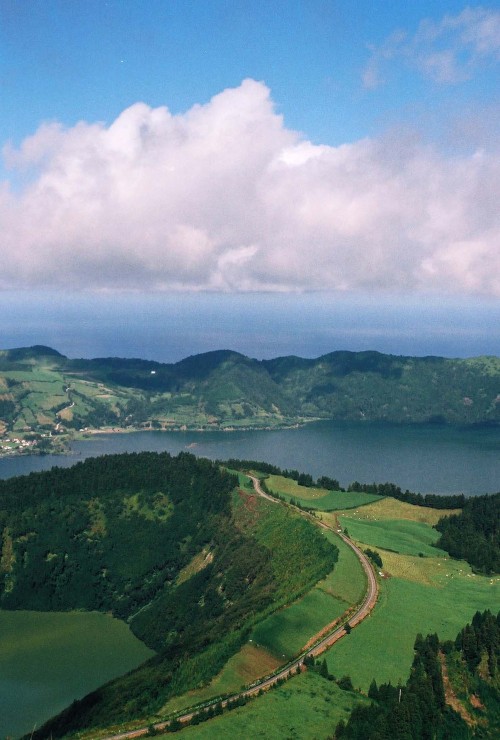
[105,474,379,739]
[247,476,378,647]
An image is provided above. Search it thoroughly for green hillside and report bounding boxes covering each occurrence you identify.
[336,610,500,739]
[262,351,500,425]
[0,452,337,735]
[0,345,499,455]
[2,456,498,738]
[0,452,236,622]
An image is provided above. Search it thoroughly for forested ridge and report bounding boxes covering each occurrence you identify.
[0,451,338,734]
[334,609,500,739]
[0,452,235,620]
[435,493,500,574]
[0,346,499,454]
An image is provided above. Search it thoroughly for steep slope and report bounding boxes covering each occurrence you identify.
[0,452,236,620]
[263,351,500,424]
[0,453,338,735]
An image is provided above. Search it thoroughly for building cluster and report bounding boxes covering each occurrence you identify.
[0,437,37,454]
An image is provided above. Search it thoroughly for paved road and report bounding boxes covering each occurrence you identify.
[248,475,378,643]
[105,475,379,739]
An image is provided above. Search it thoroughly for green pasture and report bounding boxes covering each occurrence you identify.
[339,515,447,557]
[160,643,281,716]
[250,529,366,660]
[19,407,37,425]
[341,496,460,525]
[71,380,120,398]
[23,391,67,412]
[266,475,383,511]
[27,367,61,378]
[159,528,367,717]
[251,588,346,659]
[321,530,367,606]
[324,557,499,692]
[21,379,66,394]
[159,671,368,740]
[312,490,383,511]
[3,370,53,382]
[15,369,61,383]
[155,503,497,738]
[41,395,68,411]
[71,397,93,415]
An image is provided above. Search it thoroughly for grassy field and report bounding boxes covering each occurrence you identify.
[318,531,367,606]
[251,587,347,659]
[324,555,499,692]
[162,495,499,735]
[160,643,282,716]
[339,515,448,557]
[319,503,498,694]
[158,672,369,739]
[265,475,383,510]
[338,496,461,525]
[1,364,126,446]
[153,491,498,739]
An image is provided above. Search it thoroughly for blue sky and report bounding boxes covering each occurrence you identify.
[2,1,496,150]
[1,1,499,360]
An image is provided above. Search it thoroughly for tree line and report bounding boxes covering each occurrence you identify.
[346,480,466,510]
[333,609,500,739]
[435,493,500,574]
[224,457,469,508]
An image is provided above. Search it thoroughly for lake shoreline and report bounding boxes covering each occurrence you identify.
[0,421,311,460]
[2,417,498,461]
[0,421,498,495]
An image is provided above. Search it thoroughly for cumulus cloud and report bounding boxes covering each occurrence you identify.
[364,6,500,87]
[1,78,499,296]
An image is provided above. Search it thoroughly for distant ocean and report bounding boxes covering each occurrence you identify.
[1,291,499,363]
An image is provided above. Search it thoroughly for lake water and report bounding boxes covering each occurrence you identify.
[0,422,498,736]
[0,610,153,739]
[0,421,498,494]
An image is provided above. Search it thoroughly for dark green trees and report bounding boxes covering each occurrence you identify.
[335,632,470,739]
[364,549,383,568]
[336,612,500,739]
[435,493,500,573]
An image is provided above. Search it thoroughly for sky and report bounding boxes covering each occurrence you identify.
[0,1,499,361]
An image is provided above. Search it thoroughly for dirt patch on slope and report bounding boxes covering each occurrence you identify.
[439,652,475,727]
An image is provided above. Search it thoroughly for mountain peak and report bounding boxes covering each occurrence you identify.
[5,345,65,361]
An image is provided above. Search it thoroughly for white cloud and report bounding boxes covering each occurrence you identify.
[364,6,500,87]
[1,78,499,296]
